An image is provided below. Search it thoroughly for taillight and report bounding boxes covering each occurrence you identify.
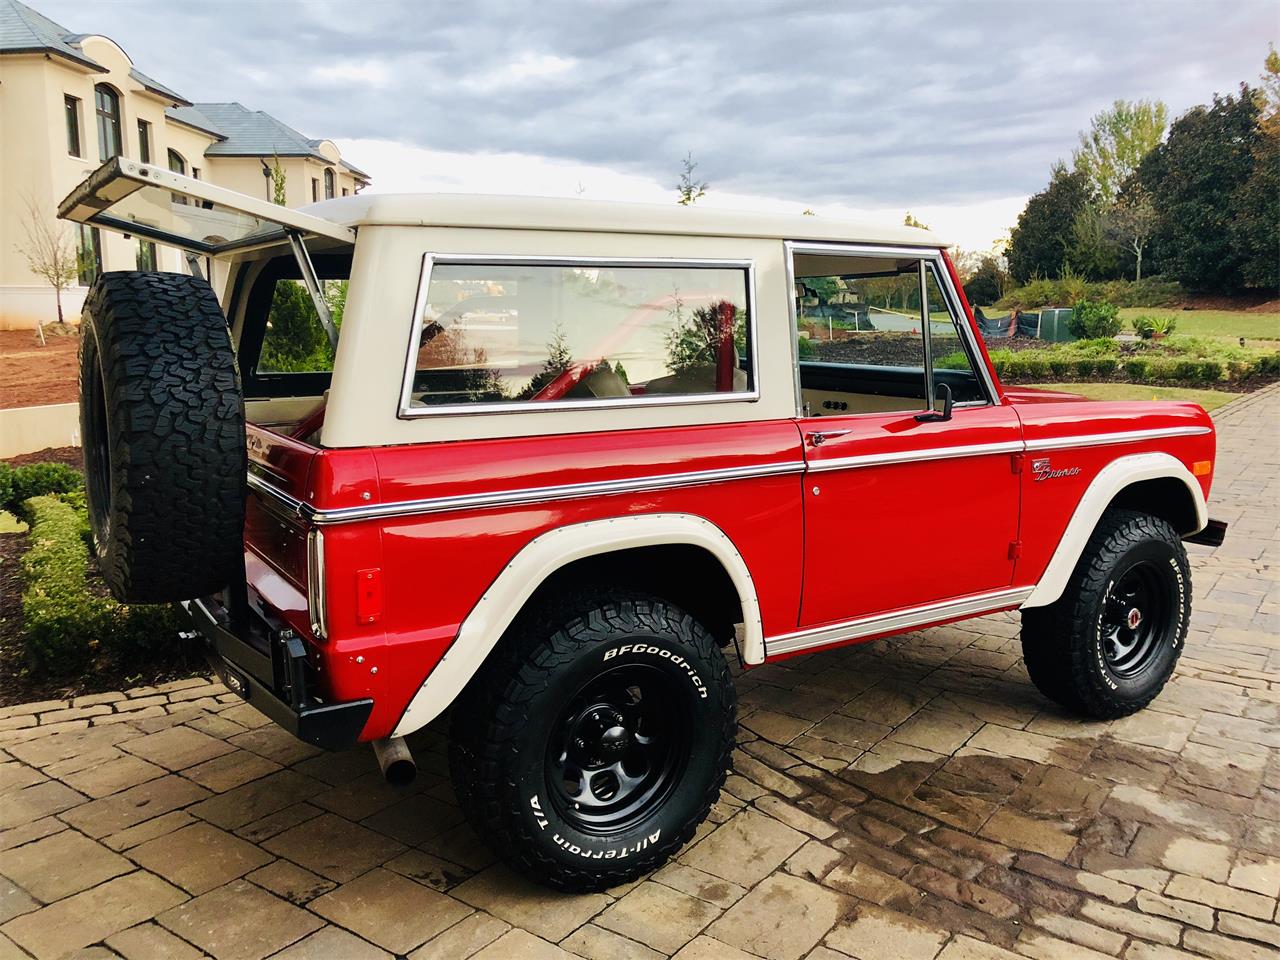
[306,528,328,639]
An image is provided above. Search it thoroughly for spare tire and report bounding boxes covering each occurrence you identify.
[79,272,247,603]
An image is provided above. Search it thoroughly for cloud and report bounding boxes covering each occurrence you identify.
[36,0,1274,249]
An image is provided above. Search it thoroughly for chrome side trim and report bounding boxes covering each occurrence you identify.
[807,440,1024,472]
[397,253,761,419]
[248,461,807,526]
[246,472,309,520]
[767,586,1035,656]
[245,427,1208,527]
[1024,426,1212,452]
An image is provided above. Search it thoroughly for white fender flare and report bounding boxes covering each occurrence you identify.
[1022,452,1206,609]
[391,513,764,737]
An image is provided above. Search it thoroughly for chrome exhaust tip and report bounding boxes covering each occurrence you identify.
[372,736,416,786]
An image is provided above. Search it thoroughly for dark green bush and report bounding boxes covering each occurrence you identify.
[1067,300,1122,340]
[796,336,816,359]
[0,462,83,517]
[1125,358,1152,380]
[1072,358,1096,377]
[1049,357,1072,377]
[20,496,108,674]
[18,493,183,676]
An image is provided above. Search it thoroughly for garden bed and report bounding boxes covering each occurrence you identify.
[0,327,80,409]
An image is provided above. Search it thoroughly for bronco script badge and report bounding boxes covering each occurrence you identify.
[1032,458,1082,482]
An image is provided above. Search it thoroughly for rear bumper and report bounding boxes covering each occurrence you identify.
[1184,518,1228,547]
[183,596,372,751]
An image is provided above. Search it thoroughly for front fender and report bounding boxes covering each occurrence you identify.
[1022,452,1206,609]
[391,512,763,737]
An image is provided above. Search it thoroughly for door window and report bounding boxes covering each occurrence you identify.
[794,252,986,416]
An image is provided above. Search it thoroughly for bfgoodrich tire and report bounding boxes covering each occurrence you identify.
[449,591,736,892]
[79,272,246,603]
[1022,509,1190,719]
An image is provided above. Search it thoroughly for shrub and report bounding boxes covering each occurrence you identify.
[1125,357,1152,380]
[796,336,816,359]
[1072,358,1096,377]
[1067,300,1122,340]
[935,350,971,370]
[1132,315,1178,340]
[1049,357,1072,377]
[20,496,109,674]
[0,462,82,516]
[17,490,183,676]
[1092,357,1118,376]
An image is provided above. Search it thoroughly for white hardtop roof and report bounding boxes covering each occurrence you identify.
[303,192,947,247]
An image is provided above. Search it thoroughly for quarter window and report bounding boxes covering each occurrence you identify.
[65,95,82,157]
[136,240,157,271]
[94,84,121,161]
[404,261,754,411]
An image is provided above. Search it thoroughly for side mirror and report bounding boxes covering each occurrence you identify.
[915,381,953,423]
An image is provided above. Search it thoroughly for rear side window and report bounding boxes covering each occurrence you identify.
[240,252,351,397]
[402,259,755,413]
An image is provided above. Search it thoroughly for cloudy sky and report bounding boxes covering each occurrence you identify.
[45,0,1275,248]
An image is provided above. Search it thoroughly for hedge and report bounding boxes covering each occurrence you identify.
[16,490,183,677]
[0,462,82,518]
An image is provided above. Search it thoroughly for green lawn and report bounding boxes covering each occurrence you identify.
[1036,382,1237,412]
[1117,308,1279,341]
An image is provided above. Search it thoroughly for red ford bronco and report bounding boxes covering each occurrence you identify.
[61,159,1225,891]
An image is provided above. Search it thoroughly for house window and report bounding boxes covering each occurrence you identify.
[403,259,755,413]
[311,178,319,202]
[94,84,122,161]
[65,96,82,157]
[168,149,187,204]
[192,167,201,180]
[136,240,157,271]
[136,119,151,163]
[76,225,102,286]
[323,168,335,200]
[342,188,349,197]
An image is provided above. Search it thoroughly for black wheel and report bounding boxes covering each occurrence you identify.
[79,272,246,603]
[1022,509,1190,719]
[449,591,736,891]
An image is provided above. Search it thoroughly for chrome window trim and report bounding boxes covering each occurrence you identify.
[784,242,997,417]
[1024,425,1212,451]
[397,253,761,419]
[768,585,1034,656]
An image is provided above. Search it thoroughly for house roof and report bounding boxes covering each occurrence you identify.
[0,0,192,104]
[0,0,103,70]
[163,101,370,180]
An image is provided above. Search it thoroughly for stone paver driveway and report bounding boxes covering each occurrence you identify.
[1,385,1279,960]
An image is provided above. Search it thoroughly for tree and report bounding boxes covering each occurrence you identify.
[1259,43,1280,137]
[1007,163,1094,282]
[1138,85,1264,292]
[963,256,1010,306]
[903,212,929,229]
[1107,184,1158,280]
[269,155,287,206]
[1067,203,1122,279]
[15,195,78,344]
[1073,99,1168,204]
[676,152,707,206]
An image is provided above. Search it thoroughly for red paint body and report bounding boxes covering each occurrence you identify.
[242,247,1217,743]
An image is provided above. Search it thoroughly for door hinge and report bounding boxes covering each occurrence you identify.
[1010,453,1024,474]
[1008,540,1023,560]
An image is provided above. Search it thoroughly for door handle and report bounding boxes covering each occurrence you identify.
[807,430,851,446]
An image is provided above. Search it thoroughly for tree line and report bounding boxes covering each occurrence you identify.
[1006,49,1279,295]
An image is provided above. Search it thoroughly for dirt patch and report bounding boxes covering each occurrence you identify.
[3,446,82,470]
[0,327,79,409]
[1182,293,1279,312]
